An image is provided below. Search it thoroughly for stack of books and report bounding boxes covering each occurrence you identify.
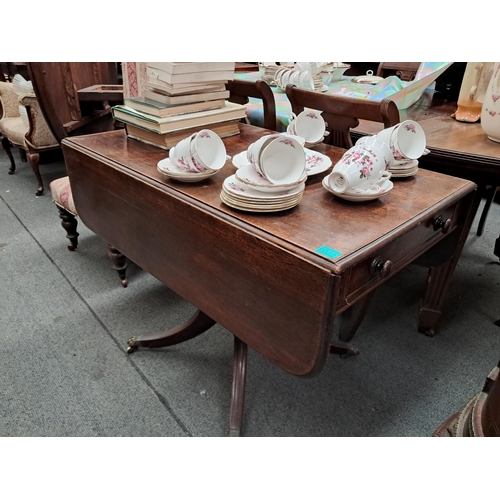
[113,62,246,150]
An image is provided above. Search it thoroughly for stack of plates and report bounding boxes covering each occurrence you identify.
[221,175,305,212]
[389,160,419,178]
[322,174,394,202]
[274,65,329,93]
[310,63,327,92]
[157,158,218,182]
[232,148,332,177]
[235,164,306,193]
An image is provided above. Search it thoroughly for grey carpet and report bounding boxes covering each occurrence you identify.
[1,147,499,436]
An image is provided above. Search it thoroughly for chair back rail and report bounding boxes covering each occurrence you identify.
[285,84,400,148]
[226,79,277,131]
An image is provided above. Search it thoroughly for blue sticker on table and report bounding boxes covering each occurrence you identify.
[315,246,342,259]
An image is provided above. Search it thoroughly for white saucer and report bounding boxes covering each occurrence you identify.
[390,159,419,170]
[390,167,419,178]
[157,158,218,182]
[223,174,305,201]
[322,175,393,202]
[235,164,307,193]
[303,148,332,175]
[232,149,332,177]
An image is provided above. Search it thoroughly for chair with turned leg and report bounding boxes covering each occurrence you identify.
[49,176,129,287]
[25,61,129,286]
[0,81,60,195]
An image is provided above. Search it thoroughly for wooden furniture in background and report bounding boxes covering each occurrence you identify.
[61,124,476,435]
[26,62,122,144]
[286,84,400,148]
[23,62,127,282]
[0,81,59,195]
[343,62,379,77]
[1,62,30,82]
[433,361,500,437]
[376,62,421,81]
[226,79,277,131]
[234,63,259,72]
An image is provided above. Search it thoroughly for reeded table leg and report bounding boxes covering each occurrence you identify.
[419,191,478,336]
[127,309,216,353]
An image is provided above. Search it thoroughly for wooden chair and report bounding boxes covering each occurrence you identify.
[27,62,122,144]
[376,62,421,82]
[226,79,278,131]
[0,81,59,195]
[25,62,128,286]
[477,185,499,236]
[234,63,259,72]
[285,84,400,148]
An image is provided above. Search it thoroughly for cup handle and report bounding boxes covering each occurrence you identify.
[469,63,484,100]
[288,112,297,123]
[323,121,330,136]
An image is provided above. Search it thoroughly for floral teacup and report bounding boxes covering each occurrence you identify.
[377,120,426,165]
[329,143,390,194]
[288,110,327,144]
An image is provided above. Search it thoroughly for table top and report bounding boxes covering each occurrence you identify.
[64,125,474,275]
[352,92,500,166]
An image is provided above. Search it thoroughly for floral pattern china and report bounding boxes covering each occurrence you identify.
[232,148,331,176]
[340,148,377,180]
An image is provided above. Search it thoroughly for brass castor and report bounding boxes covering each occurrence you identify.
[126,338,138,354]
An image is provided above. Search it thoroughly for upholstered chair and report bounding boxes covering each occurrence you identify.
[0,81,59,195]
[49,176,129,287]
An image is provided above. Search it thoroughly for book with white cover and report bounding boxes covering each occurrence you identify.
[147,79,228,96]
[112,101,246,134]
[144,88,230,105]
[124,96,226,118]
[125,120,241,149]
[147,62,235,75]
[147,66,234,85]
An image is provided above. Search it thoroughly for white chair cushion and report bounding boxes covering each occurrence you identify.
[0,116,27,146]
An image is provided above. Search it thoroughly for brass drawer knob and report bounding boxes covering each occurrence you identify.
[370,257,393,278]
[433,216,452,234]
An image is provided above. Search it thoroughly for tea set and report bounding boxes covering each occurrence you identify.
[157,114,428,211]
[273,62,328,92]
[157,129,227,181]
[260,62,351,91]
[224,131,309,212]
[324,119,426,200]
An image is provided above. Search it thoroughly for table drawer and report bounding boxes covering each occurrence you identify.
[345,202,459,302]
